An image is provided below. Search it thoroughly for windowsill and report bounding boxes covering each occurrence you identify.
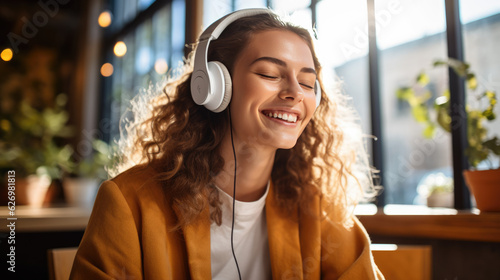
[2,204,499,241]
[356,204,500,243]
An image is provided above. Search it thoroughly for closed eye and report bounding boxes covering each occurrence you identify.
[257,73,278,79]
[300,83,314,90]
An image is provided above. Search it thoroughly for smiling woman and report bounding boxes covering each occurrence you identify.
[70,8,383,280]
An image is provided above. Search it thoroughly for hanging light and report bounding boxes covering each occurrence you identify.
[154,58,168,74]
[98,10,112,28]
[1,48,13,61]
[114,41,127,57]
[100,63,114,77]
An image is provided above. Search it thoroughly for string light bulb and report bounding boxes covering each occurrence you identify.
[1,48,13,61]
[100,63,114,77]
[114,41,127,57]
[154,58,168,74]
[98,10,112,28]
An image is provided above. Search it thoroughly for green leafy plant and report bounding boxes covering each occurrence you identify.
[0,94,74,179]
[63,139,115,181]
[396,58,499,169]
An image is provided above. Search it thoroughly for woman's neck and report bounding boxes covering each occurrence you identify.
[214,131,275,202]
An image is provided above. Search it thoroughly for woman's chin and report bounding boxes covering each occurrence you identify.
[271,137,298,150]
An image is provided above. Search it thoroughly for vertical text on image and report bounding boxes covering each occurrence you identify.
[6,170,17,273]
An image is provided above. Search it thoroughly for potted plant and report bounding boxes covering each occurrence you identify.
[396,58,500,212]
[0,94,74,207]
[61,139,113,208]
[416,172,454,208]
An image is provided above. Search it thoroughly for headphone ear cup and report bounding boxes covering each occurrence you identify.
[208,61,232,113]
[315,80,321,108]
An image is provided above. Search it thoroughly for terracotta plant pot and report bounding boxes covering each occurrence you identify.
[463,169,500,212]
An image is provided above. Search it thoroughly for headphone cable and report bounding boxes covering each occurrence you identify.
[228,108,242,280]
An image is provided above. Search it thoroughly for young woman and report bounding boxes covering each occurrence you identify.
[70,8,383,280]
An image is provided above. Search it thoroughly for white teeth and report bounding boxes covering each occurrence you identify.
[265,111,297,123]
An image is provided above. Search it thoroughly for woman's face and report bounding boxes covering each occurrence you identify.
[229,29,317,150]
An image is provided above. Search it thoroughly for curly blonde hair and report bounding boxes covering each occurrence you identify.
[110,11,377,228]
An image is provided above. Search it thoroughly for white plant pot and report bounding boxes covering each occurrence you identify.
[427,192,454,208]
[63,178,100,208]
[16,174,51,208]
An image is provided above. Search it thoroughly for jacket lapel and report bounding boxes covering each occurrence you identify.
[266,182,304,279]
[178,204,212,279]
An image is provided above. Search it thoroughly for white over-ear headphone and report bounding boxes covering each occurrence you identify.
[190,8,322,113]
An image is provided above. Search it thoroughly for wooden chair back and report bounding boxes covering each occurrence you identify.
[47,247,78,280]
[372,244,432,280]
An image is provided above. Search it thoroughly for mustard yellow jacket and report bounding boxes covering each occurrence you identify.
[70,165,384,279]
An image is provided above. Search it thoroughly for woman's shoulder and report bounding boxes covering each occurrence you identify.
[103,163,166,204]
[111,163,160,186]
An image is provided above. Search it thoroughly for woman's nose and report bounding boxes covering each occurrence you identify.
[278,78,304,104]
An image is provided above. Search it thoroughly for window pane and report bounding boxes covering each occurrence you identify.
[203,0,233,27]
[316,0,371,167]
[235,0,266,10]
[123,0,138,25]
[104,3,185,143]
[376,0,451,205]
[138,0,156,11]
[116,33,136,138]
[461,0,500,170]
[376,0,446,50]
[203,1,310,37]
[113,0,125,29]
[317,0,369,67]
[460,0,500,24]
[112,0,139,29]
[287,8,312,29]
[273,0,309,13]
[153,6,171,81]
[171,0,186,68]
[135,20,153,83]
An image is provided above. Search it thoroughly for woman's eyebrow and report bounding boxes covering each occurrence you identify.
[250,56,317,76]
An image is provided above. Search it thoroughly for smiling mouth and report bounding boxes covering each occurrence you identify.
[261,110,298,123]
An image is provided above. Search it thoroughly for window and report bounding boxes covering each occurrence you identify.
[376,0,452,204]
[99,0,186,142]
[98,0,498,209]
[316,0,371,153]
[460,0,500,170]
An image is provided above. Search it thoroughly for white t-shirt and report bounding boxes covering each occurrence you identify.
[210,183,272,280]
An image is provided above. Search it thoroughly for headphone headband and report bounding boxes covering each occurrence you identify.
[199,9,272,41]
